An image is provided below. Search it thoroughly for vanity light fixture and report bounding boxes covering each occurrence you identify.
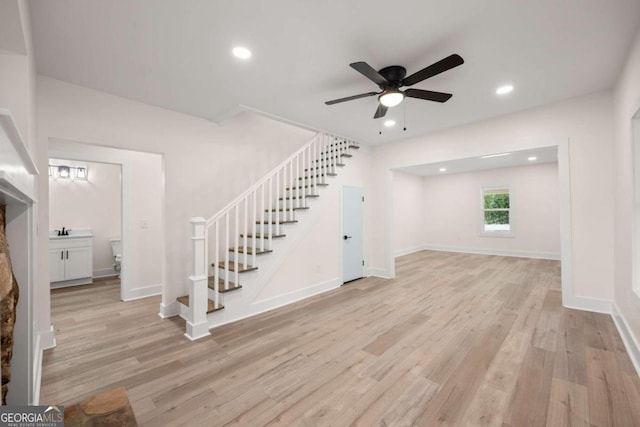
[58,166,70,179]
[75,167,88,180]
[48,164,88,181]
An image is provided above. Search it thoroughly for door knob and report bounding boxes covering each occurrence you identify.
[343,235,352,240]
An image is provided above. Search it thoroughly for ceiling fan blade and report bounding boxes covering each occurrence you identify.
[325,92,379,105]
[402,54,464,87]
[374,104,388,119]
[350,62,389,86]
[405,89,453,103]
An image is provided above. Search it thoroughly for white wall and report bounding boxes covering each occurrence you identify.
[48,140,164,298]
[392,171,424,256]
[36,76,316,328]
[418,163,559,258]
[255,146,372,302]
[49,159,121,277]
[613,26,640,369]
[370,90,615,304]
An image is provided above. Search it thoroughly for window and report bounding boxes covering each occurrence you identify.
[482,186,511,234]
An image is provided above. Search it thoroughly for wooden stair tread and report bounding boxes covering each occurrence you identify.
[304,165,344,171]
[215,261,258,273]
[255,220,298,224]
[228,247,273,255]
[300,173,337,179]
[208,277,242,293]
[279,195,319,200]
[285,184,329,190]
[267,207,309,212]
[317,154,352,160]
[176,295,223,313]
[241,233,286,238]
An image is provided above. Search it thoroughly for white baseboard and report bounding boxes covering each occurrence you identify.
[252,278,340,311]
[418,244,561,260]
[93,267,118,278]
[612,302,640,377]
[159,300,179,318]
[563,295,613,314]
[394,246,425,258]
[207,278,341,330]
[365,268,392,279]
[33,326,56,405]
[122,284,162,301]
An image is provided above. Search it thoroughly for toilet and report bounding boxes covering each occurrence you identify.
[110,238,122,274]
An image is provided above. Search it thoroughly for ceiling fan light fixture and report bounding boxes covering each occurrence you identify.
[379,89,404,107]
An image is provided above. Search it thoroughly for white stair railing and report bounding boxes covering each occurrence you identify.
[186,133,357,338]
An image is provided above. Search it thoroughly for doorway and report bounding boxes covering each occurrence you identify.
[48,154,128,299]
[342,186,364,283]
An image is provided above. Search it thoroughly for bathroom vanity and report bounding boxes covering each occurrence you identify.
[49,229,93,288]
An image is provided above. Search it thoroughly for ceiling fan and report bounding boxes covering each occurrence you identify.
[325,54,464,119]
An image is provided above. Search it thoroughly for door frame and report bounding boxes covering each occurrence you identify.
[385,138,578,310]
[49,149,132,301]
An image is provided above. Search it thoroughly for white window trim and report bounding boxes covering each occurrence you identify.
[479,184,514,238]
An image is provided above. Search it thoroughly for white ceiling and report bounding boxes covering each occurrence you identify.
[28,0,640,145]
[396,146,558,177]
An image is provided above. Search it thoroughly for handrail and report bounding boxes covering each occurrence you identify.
[206,133,322,227]
[184,132,357,340]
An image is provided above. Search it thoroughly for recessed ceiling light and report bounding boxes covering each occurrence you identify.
[528,156,537,161]
[481,152,511,159]
[439,167,447,172]
[232,46,252,59]
[384,120,396,127]
[496,85,514,95]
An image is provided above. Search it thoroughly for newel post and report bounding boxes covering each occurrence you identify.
[186,217,210,340]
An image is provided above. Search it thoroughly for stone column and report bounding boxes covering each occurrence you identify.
[0,204,19,405]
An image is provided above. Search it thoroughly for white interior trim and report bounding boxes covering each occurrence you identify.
[207,277,341,331]
[32,326,55,405]
[556,140,575,309]
[122,284,162,301]
[612,303,640,377]
[384,169,395,278]
[385,138,574,306]
[398,245,560,260]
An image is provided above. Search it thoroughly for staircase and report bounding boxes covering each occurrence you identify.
[177,133,360,340]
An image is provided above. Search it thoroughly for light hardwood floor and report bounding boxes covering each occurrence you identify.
[41,251,640,426]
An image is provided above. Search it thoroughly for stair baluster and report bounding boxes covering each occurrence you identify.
[182,133,359,340]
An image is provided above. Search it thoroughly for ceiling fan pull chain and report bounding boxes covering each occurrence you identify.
[403,102,407,131]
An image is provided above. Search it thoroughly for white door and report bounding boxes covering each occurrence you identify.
[343,186,364,283]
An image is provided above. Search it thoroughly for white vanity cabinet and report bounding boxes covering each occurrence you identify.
[49,232,93,287]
